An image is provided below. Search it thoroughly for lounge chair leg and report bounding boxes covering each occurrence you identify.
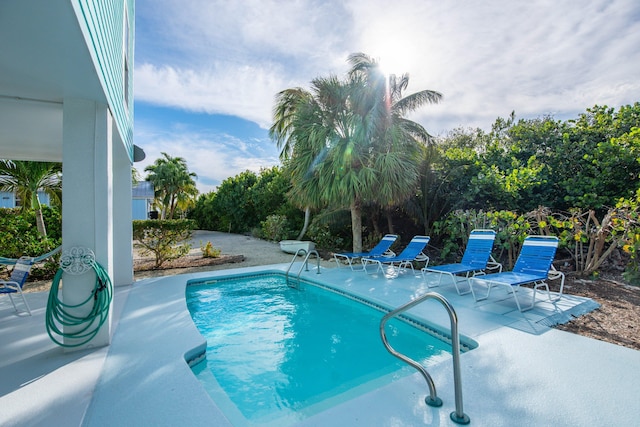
[19,292,31,315]
[6,291,31,316]
[508,285,536,312]
[407,263,416,276]
[470,279,492,302]
[363,260,381,274]
[351,260,366,272]
[534,281,558,303]
[547,270,565,302]
[425,272,444,289]
[8,293,19,312]
[456,274,472,296]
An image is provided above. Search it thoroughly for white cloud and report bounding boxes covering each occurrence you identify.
[135,62,285,128]
[347,0,640,131]
[134,121,279,194]
[141,0,353,62]
[137,0,640,132]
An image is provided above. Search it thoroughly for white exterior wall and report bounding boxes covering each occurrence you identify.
[113,129,134,286]
[61,98,113,349]
[0,0,136,351]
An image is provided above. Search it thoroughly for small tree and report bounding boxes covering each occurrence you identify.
[133,219,195,268]
[144,153,198,219]
[0,160,61,237]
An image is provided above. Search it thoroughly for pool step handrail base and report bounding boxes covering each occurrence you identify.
[380,291,470,424]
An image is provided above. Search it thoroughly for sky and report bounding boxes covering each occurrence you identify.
[133,0,640,194]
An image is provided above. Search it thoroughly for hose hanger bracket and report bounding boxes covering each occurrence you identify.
[60,246,96,275]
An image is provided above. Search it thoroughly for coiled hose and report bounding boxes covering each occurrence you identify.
[45,261,113,347]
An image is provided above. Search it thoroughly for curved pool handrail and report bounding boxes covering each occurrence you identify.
[379,292,470,425]
[285,249,321,288]
[296,250,321,281]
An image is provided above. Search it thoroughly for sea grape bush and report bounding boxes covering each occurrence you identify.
[0,207,61,280]
[433,201,640,280]
[133,219,195,269]
[259,214,292,242]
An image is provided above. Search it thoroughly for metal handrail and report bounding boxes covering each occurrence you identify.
[297,249,321,282]
[380,292,470,425]
[285,249,321,288]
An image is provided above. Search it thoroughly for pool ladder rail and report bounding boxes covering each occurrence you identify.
[380,292,470,425]
[285,248,321,288]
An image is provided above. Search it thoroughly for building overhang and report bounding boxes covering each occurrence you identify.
[0,0,106,162]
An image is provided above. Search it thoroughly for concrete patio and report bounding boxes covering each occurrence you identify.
[1,261,639,426]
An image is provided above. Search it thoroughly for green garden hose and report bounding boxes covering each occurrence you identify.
[45,260,113,348]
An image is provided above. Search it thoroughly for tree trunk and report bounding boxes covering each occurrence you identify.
[32,193,47,237]
[168,194,177,219]
[35,208,47,237]
[350,202,363,253]
[385,208,394,234]
[371,210,381,236]
[296,206,311,240]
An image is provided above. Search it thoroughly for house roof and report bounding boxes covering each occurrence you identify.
[132,181,154,198]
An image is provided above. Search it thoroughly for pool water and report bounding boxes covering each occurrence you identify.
[187,274,454,425]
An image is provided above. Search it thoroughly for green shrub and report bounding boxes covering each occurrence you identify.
[28,260,60,281]
[260,214,292,242]
[133,219,195,268]
[307,222,345,251]
[0,207,62,280]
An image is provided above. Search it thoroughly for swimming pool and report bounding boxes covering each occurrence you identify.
[187,273,469,425]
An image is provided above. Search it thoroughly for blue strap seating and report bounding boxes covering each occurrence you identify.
[0,256,34,315]
[333,234,398,271]
[362,235,430,277]
[470,235,564,312]
[422,229,502,295]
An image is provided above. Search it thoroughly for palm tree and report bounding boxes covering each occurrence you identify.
[271,53,442,252]
[0,160,62,237]
[144,153,198,219]
[347,53,442,231]
[271,75,366,247]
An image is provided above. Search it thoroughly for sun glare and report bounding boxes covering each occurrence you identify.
[370,40,415,77]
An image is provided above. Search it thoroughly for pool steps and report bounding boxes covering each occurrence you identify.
[284,248,322,288]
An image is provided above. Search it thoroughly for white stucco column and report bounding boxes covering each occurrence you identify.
[61,98,113,349]
[112,127,134,286]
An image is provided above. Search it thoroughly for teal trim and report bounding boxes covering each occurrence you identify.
[0,247,62,266]
[73,0,134,162]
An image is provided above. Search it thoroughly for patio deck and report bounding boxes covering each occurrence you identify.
[1,262,639,426]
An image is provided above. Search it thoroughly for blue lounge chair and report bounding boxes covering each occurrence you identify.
[422,229,502,295]
[333,234,398,270]
[362,235,430,277]
[470,235,563,312]
[0,256,34,315]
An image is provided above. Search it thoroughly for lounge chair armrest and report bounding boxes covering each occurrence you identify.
[0,280,21,290]
[414,252,429,265]
[486,255,503,273]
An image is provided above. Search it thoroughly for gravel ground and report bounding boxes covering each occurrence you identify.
[187,230,310,266]
[134,230,335,279]
[19,230,334,291]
